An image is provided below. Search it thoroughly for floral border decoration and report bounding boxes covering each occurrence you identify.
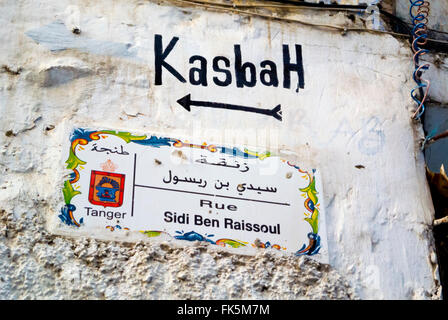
[60,128,321,256]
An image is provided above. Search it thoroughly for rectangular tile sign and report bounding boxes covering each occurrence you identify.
[57,128,328,260]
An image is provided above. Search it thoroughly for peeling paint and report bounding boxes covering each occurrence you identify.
[26,21,138,59]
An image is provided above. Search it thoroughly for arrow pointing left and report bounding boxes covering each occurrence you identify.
[176,94,282,121]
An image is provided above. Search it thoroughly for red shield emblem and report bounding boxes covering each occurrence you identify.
[89,170,125,207]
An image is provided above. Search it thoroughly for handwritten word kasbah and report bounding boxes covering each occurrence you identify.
[154,34,305,90]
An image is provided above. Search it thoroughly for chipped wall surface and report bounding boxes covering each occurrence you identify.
[0,0,442,299]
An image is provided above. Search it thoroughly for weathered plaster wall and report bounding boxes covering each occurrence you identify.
[0,0,441,299]
[396,0,448,34]
[0,210,356,299]
[395,0,448,175]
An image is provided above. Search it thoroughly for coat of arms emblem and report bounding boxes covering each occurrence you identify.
[89,170,125,207]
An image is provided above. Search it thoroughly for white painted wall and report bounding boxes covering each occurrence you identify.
[0,0,441,299]
[396,0,448,34]
[395,0,448,107]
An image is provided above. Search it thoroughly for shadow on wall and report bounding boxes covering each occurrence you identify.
[426,166,448,299]
[424,105,448,299]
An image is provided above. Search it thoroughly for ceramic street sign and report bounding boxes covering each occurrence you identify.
[55,127,328,261]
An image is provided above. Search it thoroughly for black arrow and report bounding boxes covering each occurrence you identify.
[177,94,282,121]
